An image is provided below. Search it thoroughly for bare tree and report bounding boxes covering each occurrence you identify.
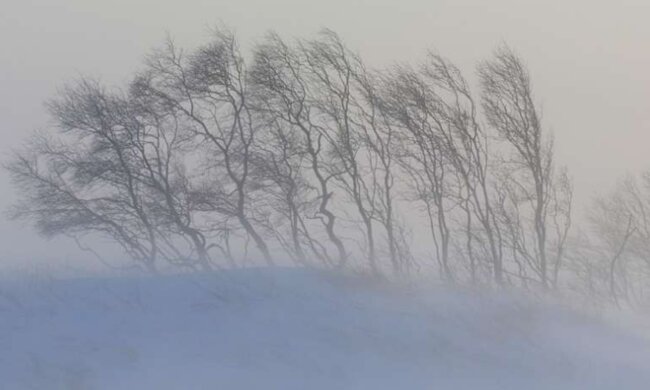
[421,53,504,284]
[251,31,411,273]
[135,30,274,265]
[7,80,183,272]
[249,32,348,267]
[588,175,650,306]
[300,30,383,273]
[357,71,412,274]
[479,46,571,288]
[549,168,573,287]
[122,82,216,270]
[383,65,455,280]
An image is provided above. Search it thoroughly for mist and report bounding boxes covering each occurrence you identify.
[2,0,650,269]
[3,0,650,388]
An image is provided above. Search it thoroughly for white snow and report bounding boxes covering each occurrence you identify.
[1,267,649,389]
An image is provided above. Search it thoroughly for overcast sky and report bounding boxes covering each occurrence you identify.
[2,0,649,271]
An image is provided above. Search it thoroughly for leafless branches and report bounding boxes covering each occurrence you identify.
[8,28,583,291]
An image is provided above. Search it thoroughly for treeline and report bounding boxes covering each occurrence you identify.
[8,27,636,303]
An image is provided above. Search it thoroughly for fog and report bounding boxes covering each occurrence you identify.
[4,2,650,388]
[2,0,650,269]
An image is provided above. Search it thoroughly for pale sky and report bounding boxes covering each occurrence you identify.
[2,0,649,271]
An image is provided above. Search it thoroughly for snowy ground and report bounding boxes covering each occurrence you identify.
[1,267,650,389]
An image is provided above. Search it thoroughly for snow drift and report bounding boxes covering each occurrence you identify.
[1,267,649,389]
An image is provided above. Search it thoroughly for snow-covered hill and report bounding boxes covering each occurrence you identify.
[1,267,649,389]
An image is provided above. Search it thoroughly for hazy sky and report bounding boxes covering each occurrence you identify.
[2,0,649,270]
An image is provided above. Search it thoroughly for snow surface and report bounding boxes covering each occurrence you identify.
[1,267,650,389]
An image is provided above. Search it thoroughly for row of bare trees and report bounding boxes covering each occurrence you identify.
[7,28,574,290]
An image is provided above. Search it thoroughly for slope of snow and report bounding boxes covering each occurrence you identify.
[1,267,649,389]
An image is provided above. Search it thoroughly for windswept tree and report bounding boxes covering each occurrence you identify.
[383,65,455,279]
[419,53,503,284]
[356,70,411,274]
[7,80,204,272]
[479,46,572,288]
[250,30,411,273]
[300,30,383,273]
[588,174,650,306]
[301,30,414,273]
[134,30,274,265]
[249,32,348,267]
